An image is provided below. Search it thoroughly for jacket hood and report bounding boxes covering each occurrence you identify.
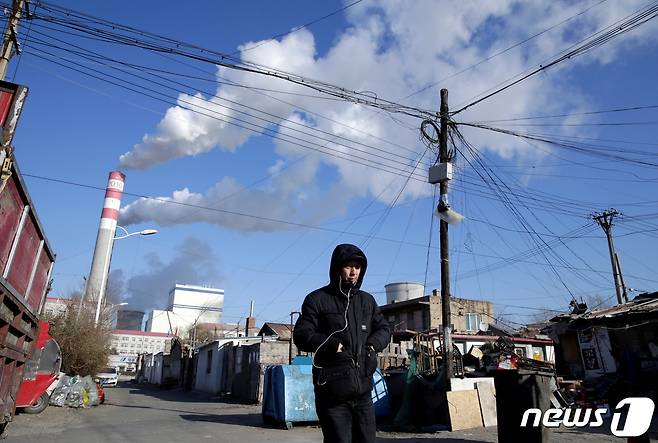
[329,244,368,290]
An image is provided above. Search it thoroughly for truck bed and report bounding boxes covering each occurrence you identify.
[0,160,55,428]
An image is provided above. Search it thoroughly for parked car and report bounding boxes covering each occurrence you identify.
[16,322,62,414]
[95,367,119,387]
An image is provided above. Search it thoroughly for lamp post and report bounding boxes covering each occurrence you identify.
[114,226,158,240]
[93,226,157,326]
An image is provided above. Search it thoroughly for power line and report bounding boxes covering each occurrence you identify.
[21,24,428,168]
[451,2,658,115]
[22,45,429,181]
[466,120,658,127]
[451,127,590,300]
[21,32,428,172]
[458,122,658,169]
[234,0,365,55]
[255,148,429,318]
[470,104,658,123]
[402,0,609,100]
[23,0,436,120]
[17,17,425,162]
[21,172,440,250]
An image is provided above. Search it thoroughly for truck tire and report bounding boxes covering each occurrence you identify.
[23,393,50,414]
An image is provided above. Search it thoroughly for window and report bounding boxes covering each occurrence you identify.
[465,313,480,332]
[206,350,213,374]
[515,347,527,358]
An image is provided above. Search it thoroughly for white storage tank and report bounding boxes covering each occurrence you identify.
[385,282,425,304]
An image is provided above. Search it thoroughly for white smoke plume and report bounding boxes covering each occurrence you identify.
[118,0,656,231]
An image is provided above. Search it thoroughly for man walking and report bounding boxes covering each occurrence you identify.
[294,244,391,443]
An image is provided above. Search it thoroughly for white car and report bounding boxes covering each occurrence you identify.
[95,367,119,387]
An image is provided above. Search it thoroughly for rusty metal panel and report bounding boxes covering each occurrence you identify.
[0,81,28,148]
[5,217,39,298]
[0,88,13,126]
[0,287,34,426]
[28,250,51,315]
[0,177,23,272]
[37,262,53,316]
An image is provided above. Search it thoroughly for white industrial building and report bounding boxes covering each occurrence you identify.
[109,329,174,358]
[145,284,224,335]
[42,296,74,316]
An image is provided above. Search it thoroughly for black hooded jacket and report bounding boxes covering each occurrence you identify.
[293,244,391,396]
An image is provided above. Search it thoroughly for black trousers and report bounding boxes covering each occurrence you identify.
[315,390,376,443]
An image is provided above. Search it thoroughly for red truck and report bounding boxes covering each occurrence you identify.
[15,321,61,414]
[0,80,56,434]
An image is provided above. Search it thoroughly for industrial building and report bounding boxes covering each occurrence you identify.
[42,296,74,317]
[379,282,494,334]
[145,284,224,335]
[109,329,174,358]
[115,309,145,330]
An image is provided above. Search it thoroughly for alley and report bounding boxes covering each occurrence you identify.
[2,382,630,443]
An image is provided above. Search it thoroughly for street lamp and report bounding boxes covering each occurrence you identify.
[114,226,158,240]
[94,226,158,326]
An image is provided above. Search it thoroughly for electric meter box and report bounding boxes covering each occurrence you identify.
[428,162,453,184]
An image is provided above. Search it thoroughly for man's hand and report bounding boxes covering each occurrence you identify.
[337,342,344,353]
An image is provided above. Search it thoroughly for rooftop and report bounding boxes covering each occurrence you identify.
[258,322,293,340]
[379,294,492,310]
[170,283,224,293]
[45,297,74,303]
[551,291,658,324]
[112,329,174,337]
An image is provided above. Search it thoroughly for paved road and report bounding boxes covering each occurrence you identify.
[1,382,644,442]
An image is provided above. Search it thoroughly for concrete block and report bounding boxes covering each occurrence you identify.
[476,381,497,427]
[447,389,483,431]
[450,377,495,392]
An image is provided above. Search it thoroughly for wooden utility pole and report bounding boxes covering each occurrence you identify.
[438,88,453,383]
[0,0,25,194]
[593,209,628,305]
[0,0,25,80]
[288,311,300,364]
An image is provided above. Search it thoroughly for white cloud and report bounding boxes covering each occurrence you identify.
[117,0,658,231]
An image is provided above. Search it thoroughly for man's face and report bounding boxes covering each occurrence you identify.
[340,260,361,285]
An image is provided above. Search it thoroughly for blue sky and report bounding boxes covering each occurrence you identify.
[8,0,658,329]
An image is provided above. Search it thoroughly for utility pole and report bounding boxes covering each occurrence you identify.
[438,88,453,384]
[593,209,628,305]
[289,311,300,364]
[0,0,25,194]
[0,0,24,80]
[424,89,454,386]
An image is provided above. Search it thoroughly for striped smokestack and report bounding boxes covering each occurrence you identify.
[100,171,125,230]
[85,171,125,319]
